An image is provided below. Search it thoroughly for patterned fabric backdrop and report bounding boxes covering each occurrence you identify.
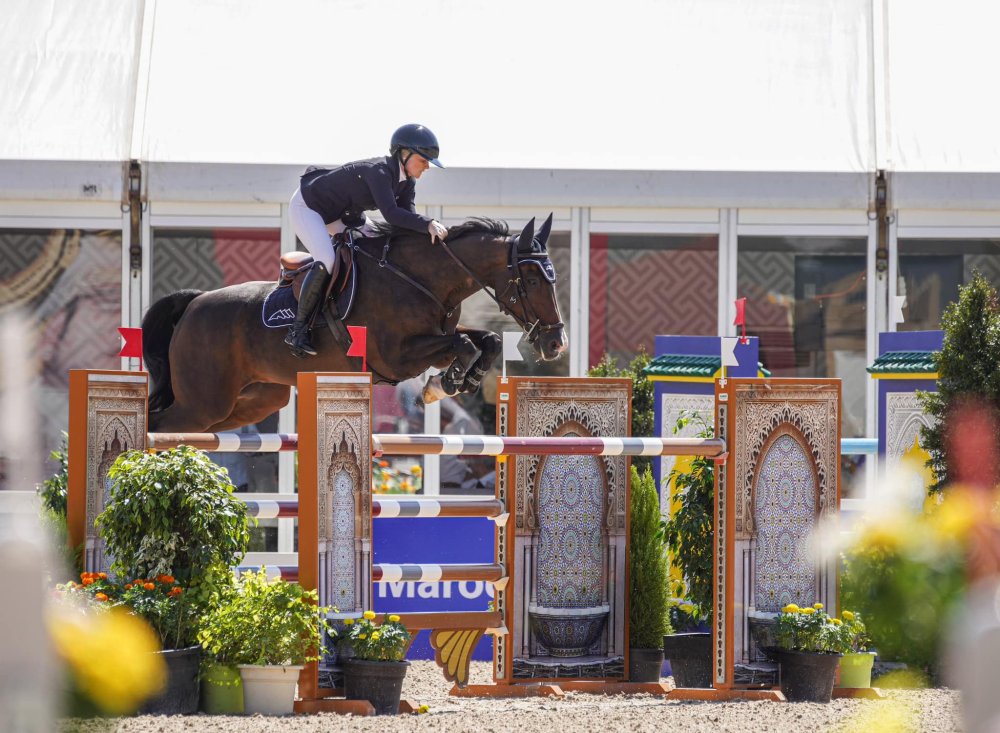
[152,228,280,300]
[589,234,717,368]
[0,229,121,489]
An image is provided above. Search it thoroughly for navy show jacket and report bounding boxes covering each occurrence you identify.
[299,155,432,233]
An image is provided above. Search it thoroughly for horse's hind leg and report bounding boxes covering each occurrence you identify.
[205,383,291,432]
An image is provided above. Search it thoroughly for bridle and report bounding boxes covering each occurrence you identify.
[437,234,563,345]
[347,229,563,345]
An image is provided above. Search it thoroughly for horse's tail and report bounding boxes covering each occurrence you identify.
[142,289,202,412]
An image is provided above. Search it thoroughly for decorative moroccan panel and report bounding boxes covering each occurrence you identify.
[885,391,935,468]
[536,451,605,608]
[753,433,817,611]
[733,384,840,538]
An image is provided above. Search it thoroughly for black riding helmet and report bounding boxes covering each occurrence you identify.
[390,124,443,169]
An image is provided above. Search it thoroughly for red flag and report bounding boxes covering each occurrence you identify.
[118,327,143,371]
[733,298,747,344]
[346,326,367,372]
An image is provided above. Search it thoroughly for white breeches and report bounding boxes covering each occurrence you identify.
[289,187,347,270]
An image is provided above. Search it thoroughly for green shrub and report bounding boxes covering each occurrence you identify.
[919,272,1000,493]
[198,568,331,666]
[37,433,68,519]
[629,465,671,648]
[660,413,715,628]
[96,446,252,609]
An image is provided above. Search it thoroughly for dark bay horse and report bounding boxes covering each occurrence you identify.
[142,216,567,432]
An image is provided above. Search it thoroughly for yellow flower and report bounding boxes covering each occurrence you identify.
[410,465,423,477]
[417,704,430,714]
[389,614,400,623]
[831,618,843,625]
[48,607,166,715]
[801,607,816,615]
[358,633,367,640]
[782,604,800,614]
[343,618,355,626]
[363,610,376,620]
[371,632,381,641]
[813,603,823,610]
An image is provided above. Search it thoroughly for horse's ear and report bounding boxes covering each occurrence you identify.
[535,213,553,249]
[517,218,536,252]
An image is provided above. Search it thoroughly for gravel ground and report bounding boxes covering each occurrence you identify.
[59,661,963,733]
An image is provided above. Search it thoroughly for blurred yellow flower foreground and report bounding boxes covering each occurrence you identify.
[48,605,166,715]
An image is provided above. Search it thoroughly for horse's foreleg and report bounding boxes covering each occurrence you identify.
[406,333,479,404]
[456,328,501,395]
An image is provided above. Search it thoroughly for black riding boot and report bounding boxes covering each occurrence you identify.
[285,262,330,357]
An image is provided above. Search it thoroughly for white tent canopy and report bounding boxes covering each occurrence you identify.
[3,0,1000,208]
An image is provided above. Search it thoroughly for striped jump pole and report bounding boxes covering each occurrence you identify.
[146,432,726,458]
[236,563,507,588]
[146,432,298,452]
[374,434,727,457]
[240,496,508,525]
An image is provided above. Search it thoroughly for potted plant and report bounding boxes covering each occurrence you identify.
[95,446,251,714]
[628,465,671,681]
[660,412,714,687]
[773,602,847,702]
[340,611,412,715]
[835,610,875,689]
[198,567,332,715]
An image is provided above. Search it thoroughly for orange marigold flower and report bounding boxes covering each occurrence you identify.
[161,575,175,584]
[125,584,133,590]
[82,578,95,586]
[379,460,389,468]
[168,587,183,597]
[97,572,108,580]
[143,582,155,591]
[95,593,109,602]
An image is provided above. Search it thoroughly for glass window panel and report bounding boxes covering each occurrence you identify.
[897,238,1000,331]
[588,234,718,368]
[152,227,282,546]
[0,228,122,490]
[737,235,867,434]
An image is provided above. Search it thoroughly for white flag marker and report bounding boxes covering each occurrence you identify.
[721,336,740,367]
[502,331,523,380]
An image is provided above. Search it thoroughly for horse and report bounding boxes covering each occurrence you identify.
[141,215,567,433]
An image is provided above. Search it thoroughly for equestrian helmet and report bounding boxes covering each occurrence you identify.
[390,124,443,167]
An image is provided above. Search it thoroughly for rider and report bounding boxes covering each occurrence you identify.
[285,123,449,357]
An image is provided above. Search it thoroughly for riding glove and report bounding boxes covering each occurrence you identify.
[428,220,449,243]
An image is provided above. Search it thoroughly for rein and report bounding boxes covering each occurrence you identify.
[348,230,562,344]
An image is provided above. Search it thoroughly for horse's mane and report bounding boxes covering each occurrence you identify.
[369,217,510,241]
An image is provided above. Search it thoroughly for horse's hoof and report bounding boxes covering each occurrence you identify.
[421,376,448,404]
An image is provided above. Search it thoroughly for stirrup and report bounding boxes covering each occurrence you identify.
[285,327,317,358]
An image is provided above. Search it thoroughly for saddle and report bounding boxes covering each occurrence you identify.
[277,244,357,322]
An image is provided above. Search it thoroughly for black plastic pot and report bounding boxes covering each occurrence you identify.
[776,649,842,703]
[663,632,712,688]
[628,647,665,682]
[343,659,410,715]
[139,646,201,715]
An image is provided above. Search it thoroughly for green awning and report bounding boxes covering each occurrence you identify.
[644,354,770,378]
[866,350,937,375]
